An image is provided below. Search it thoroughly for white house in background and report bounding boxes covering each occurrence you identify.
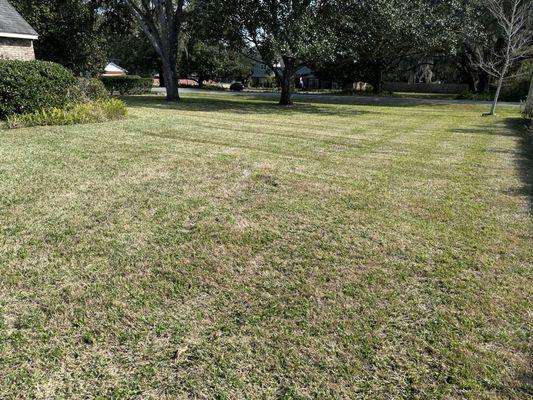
[0,0,38,61]
[102,62,128,76]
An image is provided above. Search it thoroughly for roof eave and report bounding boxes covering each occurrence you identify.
[0,31,38,40]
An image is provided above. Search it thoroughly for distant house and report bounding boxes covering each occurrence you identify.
[251,63,276,87]
[103,62,128,76]
[0,0,38,61]
[251,62,339,90]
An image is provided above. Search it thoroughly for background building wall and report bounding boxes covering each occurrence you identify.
[0,37,35,60]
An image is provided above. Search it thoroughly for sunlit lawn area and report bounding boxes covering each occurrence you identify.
[0,93,531,399]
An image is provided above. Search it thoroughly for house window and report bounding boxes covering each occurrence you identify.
[260,64,266,71]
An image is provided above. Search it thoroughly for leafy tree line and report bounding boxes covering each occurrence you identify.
[12,0,532,108]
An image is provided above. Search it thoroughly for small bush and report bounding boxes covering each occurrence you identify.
[456,90,492,101]
[0,60,76,119]
[230,82,244,92]
[6,99,127,129]
[203,84,227,91]
[500,78,530,102]
[71,78,110,103]
[100,75,153,95]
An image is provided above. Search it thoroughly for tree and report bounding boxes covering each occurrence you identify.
[449,0,491,92]
[123,0,187,101]
[108,29,161,77]
[475,0,532,115]
[10,0,109,74]
[210,0,335,105]
[317,0,466,93]
[178,39,251,87]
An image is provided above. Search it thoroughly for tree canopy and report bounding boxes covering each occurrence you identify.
[10,0,110,73]
[203,0,336,104]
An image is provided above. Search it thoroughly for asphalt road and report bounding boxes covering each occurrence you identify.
[151,87,521,107]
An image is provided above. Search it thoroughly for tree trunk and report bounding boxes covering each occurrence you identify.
[128,1,183,102]
[466,71,477,92]
[478,71,489,94]
[371,65,383,93]
[198,74,206,89]
[489,62,509,115]
[279,74,293,106]
[162,57,179,102]
[489,76,504,115]
[279,56,295,106]
[158,66,165,88]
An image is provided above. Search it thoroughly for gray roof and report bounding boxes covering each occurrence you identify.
[252,63,275,78]
[0,0,38,38]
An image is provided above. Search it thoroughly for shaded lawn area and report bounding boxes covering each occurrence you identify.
[0,93,531,399]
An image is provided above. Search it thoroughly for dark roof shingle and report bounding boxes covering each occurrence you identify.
[0,0,38,38]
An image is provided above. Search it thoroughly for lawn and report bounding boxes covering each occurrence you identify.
[0,93,531,399]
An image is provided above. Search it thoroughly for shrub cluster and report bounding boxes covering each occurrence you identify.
[6,99,127,129]
[100,75,153,95]
[456,90,492,101]
[0,60,76,119]
[70,77,110,103]
[500,78,530,102]
[457,79,529,102]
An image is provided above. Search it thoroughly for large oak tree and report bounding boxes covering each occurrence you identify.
[315,0,467,92]
[208,0,336,105]
[122,0,188,101]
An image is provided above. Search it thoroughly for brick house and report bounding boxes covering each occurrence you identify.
[0,0,38,61]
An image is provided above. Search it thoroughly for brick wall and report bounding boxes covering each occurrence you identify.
[0,37,35,61]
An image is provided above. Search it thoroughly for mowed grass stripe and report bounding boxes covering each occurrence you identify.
[0,93,531,399]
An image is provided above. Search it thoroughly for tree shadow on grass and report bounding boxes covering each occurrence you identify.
[504,118,533,215]
[120,94,435,118]
[455,118,533,214]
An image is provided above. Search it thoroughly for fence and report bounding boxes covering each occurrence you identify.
[383,82,469,94]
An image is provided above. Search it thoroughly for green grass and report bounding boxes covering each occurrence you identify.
[0,93,531,399]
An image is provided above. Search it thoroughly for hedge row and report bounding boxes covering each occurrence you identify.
[100,75,153,95]
[0,60,115,120]
[0,60,76,119]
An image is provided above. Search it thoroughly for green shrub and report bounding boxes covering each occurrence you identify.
[0,60,76,119]
[499,78,530,102]
[6,99,127,129]
[71,78,110,103]
[456,90,492,101]
[100,75,153,95]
